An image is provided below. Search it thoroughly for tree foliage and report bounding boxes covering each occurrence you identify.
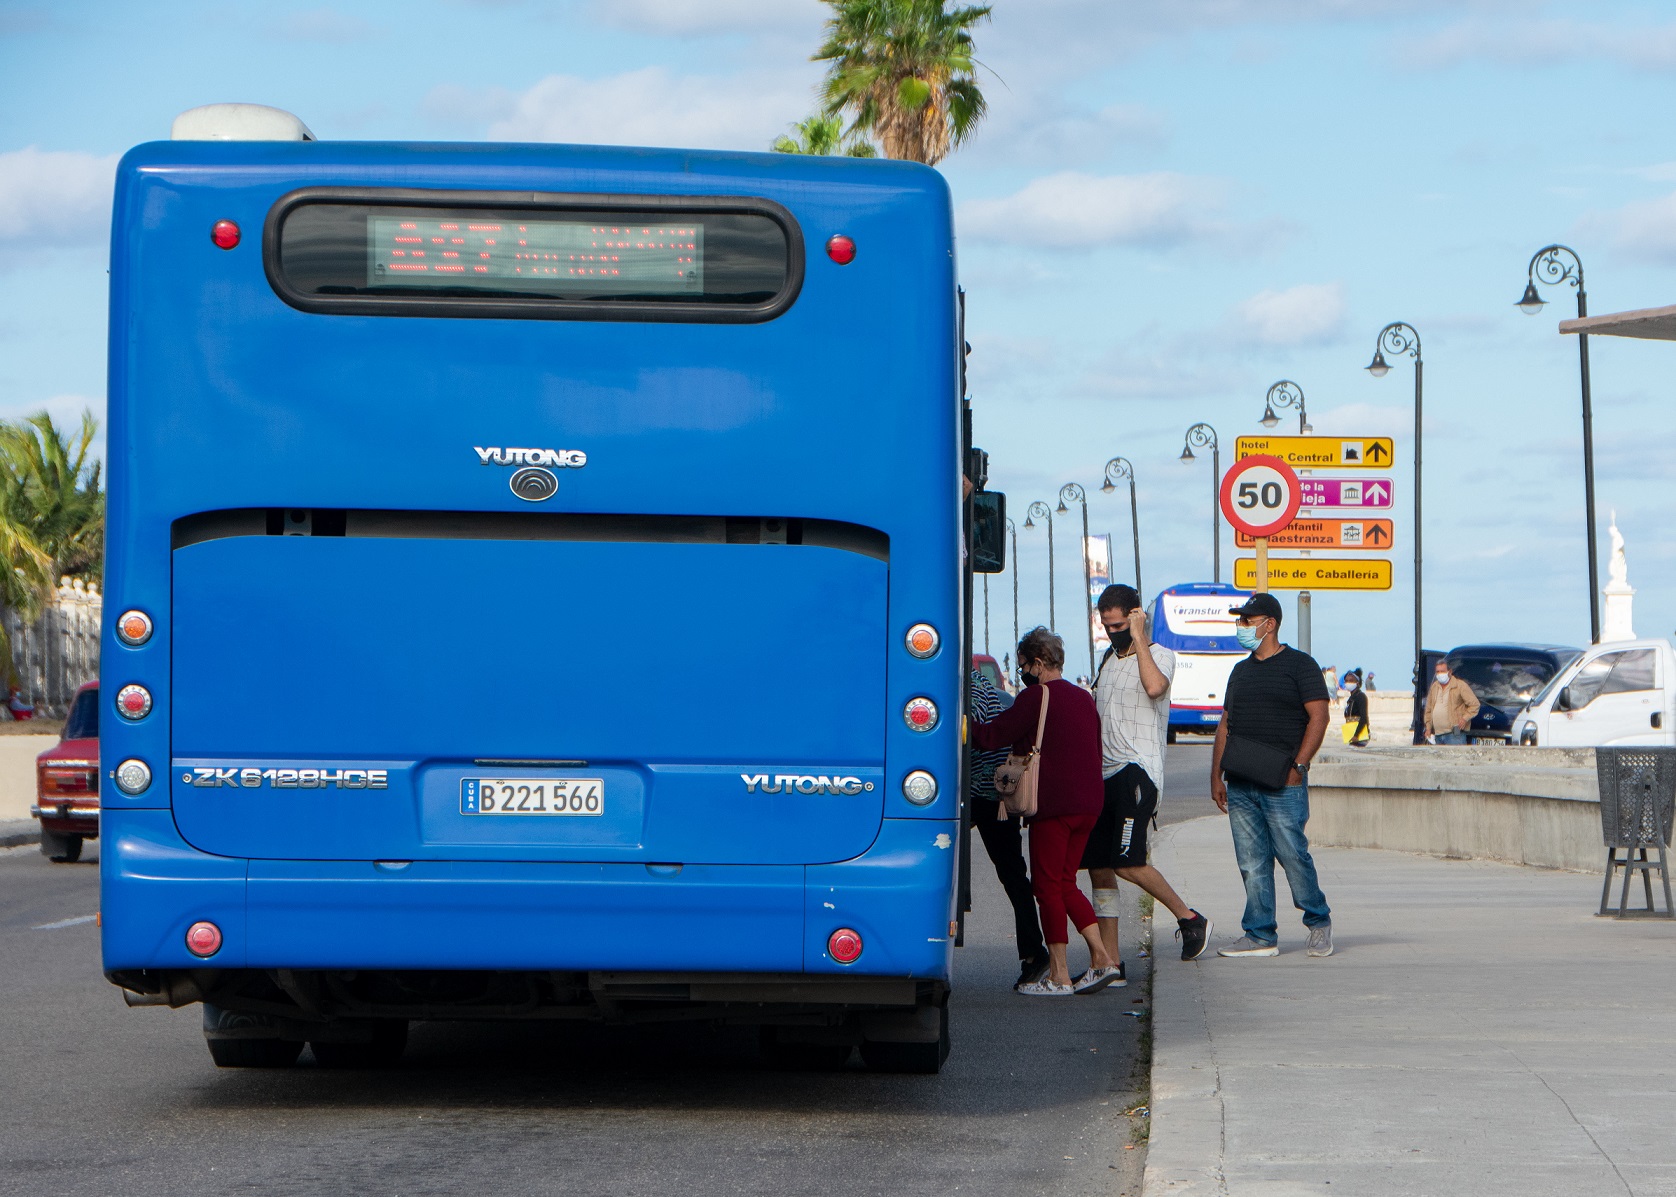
[772,114,878,157]
[813,0,993,165]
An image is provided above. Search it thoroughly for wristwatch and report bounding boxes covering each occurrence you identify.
[1294,761,1310,775]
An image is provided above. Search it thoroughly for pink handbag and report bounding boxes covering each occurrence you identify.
[992,684,1049,819]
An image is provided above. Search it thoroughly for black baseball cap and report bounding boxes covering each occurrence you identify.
[1229,593,1284,621]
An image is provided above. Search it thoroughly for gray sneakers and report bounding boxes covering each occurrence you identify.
[1217,936,1279,957]
[1307,924,1334,957]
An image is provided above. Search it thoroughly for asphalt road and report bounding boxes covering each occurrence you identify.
[0,822,1173,1197]
[1159,740,1218,826]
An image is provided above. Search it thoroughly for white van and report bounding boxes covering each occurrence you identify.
[1512,638,1673,747]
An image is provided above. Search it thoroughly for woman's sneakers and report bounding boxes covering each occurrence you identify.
[1072,963,1126,995]
[1015,977,1075,997]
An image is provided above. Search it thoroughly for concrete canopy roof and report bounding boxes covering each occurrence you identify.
[1559,303,1676,341]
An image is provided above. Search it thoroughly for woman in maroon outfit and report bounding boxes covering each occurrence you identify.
[972,628,1121,996]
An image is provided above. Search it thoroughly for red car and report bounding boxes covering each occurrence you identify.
[32,681,98,863]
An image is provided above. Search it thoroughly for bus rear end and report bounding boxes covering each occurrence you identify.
[100,112,965,1072]
[1148,583,1252,739]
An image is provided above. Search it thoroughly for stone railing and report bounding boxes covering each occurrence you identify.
[1,577,101,719]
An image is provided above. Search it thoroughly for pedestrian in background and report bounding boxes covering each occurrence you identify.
[1341,668,1370,747]
[968,664,1049,988]
[971,628,1120,997]
[1085,585,1212,973]
[1424,660,1480,745]
[1209,594,1334,958]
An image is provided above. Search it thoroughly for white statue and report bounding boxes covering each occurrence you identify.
[1601,512,1636,643]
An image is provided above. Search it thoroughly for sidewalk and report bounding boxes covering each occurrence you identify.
[1145,815,1676,1197]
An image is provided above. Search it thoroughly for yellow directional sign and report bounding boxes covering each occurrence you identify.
[1235,557,1393,591]
[1235,435,1394,470]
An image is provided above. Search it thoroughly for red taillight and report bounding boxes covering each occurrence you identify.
[903,697,938,732]
[115,684,152,721]
[825,234,856,265]
[185,921,222,957]
[211,219,241,250]
[39,765,95,797]
[828,927,863,964]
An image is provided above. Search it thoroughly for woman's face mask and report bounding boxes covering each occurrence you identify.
[1020,669,1040,687]
[1344,679,1358,691]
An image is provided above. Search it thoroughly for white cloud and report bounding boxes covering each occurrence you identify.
[477,67,814,151]
[1234,282,1347,347]
[0,147,117,248]
[958,171,1229,249]
[270,8,376,42]
[1397,18,1676,72]
[961,101,1168,168]
[1581,190,1676,263]
[586,0,823,37]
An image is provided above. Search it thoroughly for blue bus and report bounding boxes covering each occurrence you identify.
[100,105,1000,1074]
[1146,582,1252,741]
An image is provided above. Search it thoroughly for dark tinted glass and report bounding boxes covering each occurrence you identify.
[276,203,791,308]
[1603,648,1657,696]
[64,688,98,741]
[1448,657,1558,711]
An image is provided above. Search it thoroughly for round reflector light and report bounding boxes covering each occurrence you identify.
[115,684,152,721]
[185,921,222,957]
[825,234,857,265]
[116,609,153,647]
[211,219,241,250]
[902,770,938,805]
[903,697,938,733]
[905,623,940,659]
[828,927,863,963]
[114,758,152,796]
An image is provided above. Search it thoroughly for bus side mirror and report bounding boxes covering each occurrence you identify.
[972,491,1005,573]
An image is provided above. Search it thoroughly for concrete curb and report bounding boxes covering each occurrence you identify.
[0,817,40,849]
[1143,818,1228,1197]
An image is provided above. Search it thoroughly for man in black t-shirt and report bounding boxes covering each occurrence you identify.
[1209,594,1334,958]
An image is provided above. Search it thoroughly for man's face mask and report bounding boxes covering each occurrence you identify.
[1235,622,1262,649]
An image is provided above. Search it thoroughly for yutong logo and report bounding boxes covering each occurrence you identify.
[742,773,874,795]
[475,446,587,503]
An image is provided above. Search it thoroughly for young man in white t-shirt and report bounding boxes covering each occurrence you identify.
[1084,585,1212,965]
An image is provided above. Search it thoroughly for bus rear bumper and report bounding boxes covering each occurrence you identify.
[101,810,956,985]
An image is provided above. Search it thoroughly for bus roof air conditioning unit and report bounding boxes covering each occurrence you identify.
[171,104,315,142]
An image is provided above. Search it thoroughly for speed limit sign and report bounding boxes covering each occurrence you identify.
[1220,454,1301,538]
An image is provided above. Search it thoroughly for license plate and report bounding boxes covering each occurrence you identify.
[460,778,604,816]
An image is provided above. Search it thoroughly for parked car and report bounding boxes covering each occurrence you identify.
[972,653,1013,708]
[1420,644,1583,743]
[1513,639,1671,748]
[31,681,98,862]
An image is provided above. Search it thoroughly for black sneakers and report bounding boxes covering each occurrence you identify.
[1176,911,1212,961]
[1016,953,1050,988]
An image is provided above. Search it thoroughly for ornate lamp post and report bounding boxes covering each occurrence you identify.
[1059,482,1096,682]
[1365,322,1423,724]
[1259,379,1312,434]
[1023,501,1055,632]
[1101,456,1142,598]
[1516,245,1599,643]
[1006,517,1019,666]
[1179,423,1221,583]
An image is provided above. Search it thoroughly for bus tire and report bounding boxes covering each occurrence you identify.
[759,1027,853,1071]
[40,830,82,863]
[859,1006,948,1075]
[311,1020,408,1069]
[1166,728,1178,745]
[208,1037,303,1069]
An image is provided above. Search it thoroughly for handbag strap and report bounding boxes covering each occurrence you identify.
[1030,682,1051,753]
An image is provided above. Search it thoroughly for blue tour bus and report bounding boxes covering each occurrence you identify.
[1146,582,1253,741]
[100,105,1001,1073]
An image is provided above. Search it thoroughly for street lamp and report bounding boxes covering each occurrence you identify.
[1101,456,1143,599]
[1365,322,1423,736]
[1259,379,1312,435]
[1006,516,1019,663]
[1180,423,1221,583]
[1516,245,1599,643]
[1060,482,1096,682]
[1024,500,1055,632]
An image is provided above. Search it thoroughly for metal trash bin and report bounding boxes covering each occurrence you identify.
[1595,747,1676,918]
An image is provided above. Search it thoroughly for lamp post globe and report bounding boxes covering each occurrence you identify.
[1102,456,1143,599]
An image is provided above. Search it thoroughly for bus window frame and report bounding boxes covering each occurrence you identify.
[261,187,806,324]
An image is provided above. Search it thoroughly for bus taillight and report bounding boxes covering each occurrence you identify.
[903,697,938,732]
[828,928,862,963]
[185,921,222,957]
[905,623,939,658]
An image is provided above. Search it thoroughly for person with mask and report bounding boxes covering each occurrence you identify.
[1083,585,1212,971]
[1424,660,1480,745]
[1342,668,1370,746]
[1210,593,1333,958]
[968,664,1050,988]
[971,628,1118,996]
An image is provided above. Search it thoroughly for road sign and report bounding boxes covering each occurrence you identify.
[1234,518,1394,550]
[1236,435,1394,470]
[1299,477,1392,509]
[1218,454,1301,538]
[1235,557,1393,591]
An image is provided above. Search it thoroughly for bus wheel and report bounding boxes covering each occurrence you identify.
[311,1021,408,1069]
[759,1027,853,1071]
[40,831,82,863]
[208,1038,304,1068]
[1166,728,1178,745]
[859,1006,949,1075]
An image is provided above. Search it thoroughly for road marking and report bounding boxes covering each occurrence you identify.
[34,914,96,930]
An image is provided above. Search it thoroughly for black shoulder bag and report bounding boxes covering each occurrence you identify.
[1220,673,1298,791]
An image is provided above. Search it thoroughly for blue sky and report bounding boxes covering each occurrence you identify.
[5,0,1676,685]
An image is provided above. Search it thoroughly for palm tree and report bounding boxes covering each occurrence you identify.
[772,114,878,157]
[813,0,992,166]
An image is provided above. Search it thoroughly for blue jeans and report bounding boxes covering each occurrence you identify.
[1434,731,1469,745]
[1225,780,1332,944]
